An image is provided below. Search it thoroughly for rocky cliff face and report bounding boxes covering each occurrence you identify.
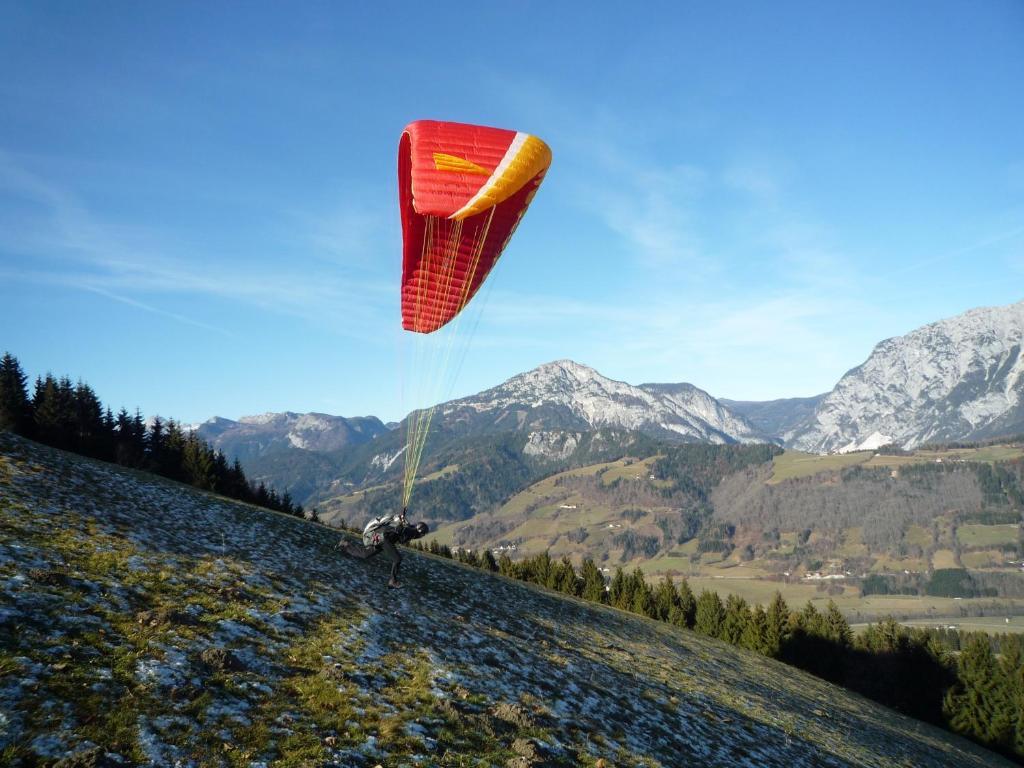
[788,300,1024,452]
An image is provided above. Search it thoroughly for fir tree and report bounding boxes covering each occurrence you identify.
[497,552,514,576]
[857,616,906,655]
[675,578,696,629]
[148,416,166,472]
[999,641,1024,756]
[798,601,824,637]
[694,590,725,638]
[131,409,147,457]
[72,381,104,458]
[182,433,215,490]
[742,605,769,653]
[0,352,33,434]
[629,568,654,617]
[212,450,229,494]
[721,594,750,645]
[532,551,554,588]
[580,558,607,604]
[254,481,270,507]
[162,420,186,482]
[33,374,63,447]
[823,600,853,646]
[556,557,580,596]
[764,592,790,656]
[944,636,1014,748]
[55,377,76,449]
[482,549,498,572]
[653,575,679,623]
[608,567,627,609]
[114,407,143,466]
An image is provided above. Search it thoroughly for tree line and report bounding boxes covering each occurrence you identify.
[410,538,1024,765]
[0,352,303,518]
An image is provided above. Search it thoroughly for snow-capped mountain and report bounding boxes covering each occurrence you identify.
[434,359,768,444]
[197,411,388,463]
[788,300,1024,452]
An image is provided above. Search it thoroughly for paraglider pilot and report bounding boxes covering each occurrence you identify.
[339,507,429,589]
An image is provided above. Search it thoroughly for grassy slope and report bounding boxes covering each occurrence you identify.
[773,446,1024,482]
[0,433,1012,768]
[427,444,1024,625]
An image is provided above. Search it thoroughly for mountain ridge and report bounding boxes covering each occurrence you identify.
[197,300,1024,507]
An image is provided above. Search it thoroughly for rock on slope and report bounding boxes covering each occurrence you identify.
[438,359,768,444]
[0,433,1009,767]
[789,300,1024,452]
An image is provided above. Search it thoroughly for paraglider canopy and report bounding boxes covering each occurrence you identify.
[398,120,551,333]
[397,119,551,509]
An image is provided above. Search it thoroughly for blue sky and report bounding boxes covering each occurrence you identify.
[2,1,1023,424]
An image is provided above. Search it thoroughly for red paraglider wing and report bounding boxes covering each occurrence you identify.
[399,120,551,333]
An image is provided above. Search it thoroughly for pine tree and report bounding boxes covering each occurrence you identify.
[131,408,147,458]
[212,450,229,494]
[148,416,166,472]
[162,420,186,482]
[101,408,116,460]
[629,568,654,617]
[721,594,750,645]
[224,458,247,500]
[653,575,679,622]
[742,605,769,653]
[72,381,104,458]
[267,487,281,510]
[798,601,824,637]
[254,481,270,507]
[944,636,1014,748]
[675,579,696,629]
[556,557,580,596]
[997,640,1024,757]
[532,551,554,588]
[483,549,498,572]
[114,408,137,465]
[33,374,63,447]
[695,590,725,638]
[764,592,790,656]
[609,567,627,608]
[580,558,607,604]
[181,433,215,490]
[55,377,76,449]
[0,352,33,435]
[857,616,906,655]
[823,600,853,646]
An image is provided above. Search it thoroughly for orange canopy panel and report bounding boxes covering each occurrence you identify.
[399,120,551,333]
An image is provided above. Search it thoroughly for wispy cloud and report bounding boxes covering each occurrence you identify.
[83,286,235,336]
[457,284,864,398]
[299,191,396,268]
[0,153,395,338]
[889,223,1024,277]
[586,163,708,270]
